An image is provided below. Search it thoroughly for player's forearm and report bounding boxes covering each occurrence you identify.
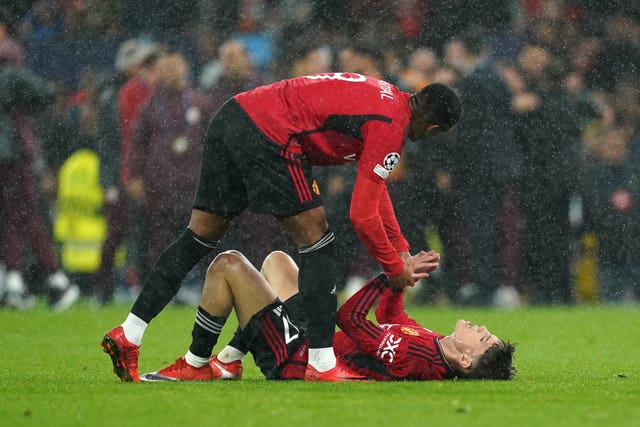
[374,287,418,326]
[378,187,409,252]
[350,177,405,275]
[336,275,386,337]
[351,218,405,276]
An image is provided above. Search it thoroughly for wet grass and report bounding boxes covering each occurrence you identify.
[1,301,638,426]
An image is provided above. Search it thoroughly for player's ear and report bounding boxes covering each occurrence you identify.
[457,352,473,370]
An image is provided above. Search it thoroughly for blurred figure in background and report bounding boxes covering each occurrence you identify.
[290,44,333,78]
[581,122,640,302]
[396,47,439,92]
[116,42,163,294]
[201,39,269,110]
[128,50,212,271]
[0,13,79,310]
[92,40,161,305]
[507,44,583,304]
[447,33,522,306]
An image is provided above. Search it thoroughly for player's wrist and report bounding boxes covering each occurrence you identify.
[384,258,405,277]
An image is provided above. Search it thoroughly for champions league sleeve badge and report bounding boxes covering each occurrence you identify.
[373,152,400,179]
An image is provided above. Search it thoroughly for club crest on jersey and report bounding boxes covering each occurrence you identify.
[401,326,419,336]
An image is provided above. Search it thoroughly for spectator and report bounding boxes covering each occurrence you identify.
[396,47,439,92]
[128,50,212,267]
[290,44,333,78]
[92,39,161,304]
[200,37,290,269]
[508,44,583,304]
[117,42,163,289]
[201,39,269,109]
[0,21,79,310]
[446,33,522,306]
[581,122,640,302]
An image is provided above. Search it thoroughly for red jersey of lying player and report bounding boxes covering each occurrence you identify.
[333,275,454,381]
[234,73,412,275]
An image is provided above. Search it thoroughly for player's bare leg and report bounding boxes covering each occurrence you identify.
[200,250,280,328]
[260,250,300,302]
[140,250,278,382]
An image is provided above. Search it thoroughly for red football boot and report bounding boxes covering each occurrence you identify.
[101,326,140,382]
[304,360,369,382]
[209,355,243,380]
[140,357,214,382]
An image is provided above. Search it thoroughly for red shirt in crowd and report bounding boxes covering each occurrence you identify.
[117,76,154,185]
[234,73,412,275]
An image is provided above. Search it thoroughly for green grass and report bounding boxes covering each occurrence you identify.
[1,301,639,427]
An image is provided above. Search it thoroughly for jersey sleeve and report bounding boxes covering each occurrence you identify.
[336,275,392,354]
[356,119,406,182]
[374,287,420,327]
[350,174,405,276]
[379,186,410,253]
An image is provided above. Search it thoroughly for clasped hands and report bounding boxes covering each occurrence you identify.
[387,250,440,290]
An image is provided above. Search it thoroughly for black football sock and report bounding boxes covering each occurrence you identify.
[189,306,227,358]
[227,326,251,354]
[297,230,339,348]
[131,228,218,322]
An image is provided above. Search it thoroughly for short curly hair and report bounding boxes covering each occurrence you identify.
[411,82,461,131]
[455,341,517,381]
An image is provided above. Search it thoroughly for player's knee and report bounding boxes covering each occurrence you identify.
[208,250,246,277]
[260,251,292,275]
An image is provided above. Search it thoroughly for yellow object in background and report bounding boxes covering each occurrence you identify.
[573,232,599,302]
[53,149,106,273]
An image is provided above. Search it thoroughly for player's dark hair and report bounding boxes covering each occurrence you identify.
[411,83,461,130]
[456,340,516,381]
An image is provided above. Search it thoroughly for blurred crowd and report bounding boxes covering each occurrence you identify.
[1,0,639,309]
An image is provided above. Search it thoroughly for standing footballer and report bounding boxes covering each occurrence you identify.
[101,72,461,382]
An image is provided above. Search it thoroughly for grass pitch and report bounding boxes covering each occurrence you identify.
[1,300,638,427]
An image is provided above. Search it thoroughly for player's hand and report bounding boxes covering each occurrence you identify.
[387,251,440,290]
[413,250,440,275]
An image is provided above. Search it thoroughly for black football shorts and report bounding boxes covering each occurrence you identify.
[243,295,308,380]
[193,99,323,217]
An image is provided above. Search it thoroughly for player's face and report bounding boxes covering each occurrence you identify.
[451,319,500,356]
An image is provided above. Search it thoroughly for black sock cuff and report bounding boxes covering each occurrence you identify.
[195,306,227,334]
[299,229,335,254]
[185,228,219,249]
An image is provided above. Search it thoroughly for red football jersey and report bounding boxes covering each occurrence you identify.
[234,73,412,275]
[333,275,454,381]
[234,73,411,178]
